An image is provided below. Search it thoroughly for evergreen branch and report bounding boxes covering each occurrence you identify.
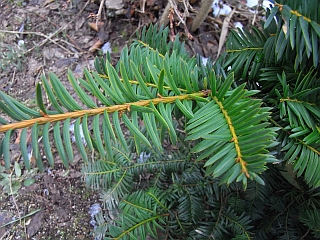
[0,91,208,132]
[222,27,267,80]
[280,98,317,105]
[297,139,320,156]
[263,1,320,69]
[213,95,249,178]
[112,147,133,162]
[85,159,188,176]
[147,191,168,211]
[175,180,215,188]
[114,215,164,240]
[136,40,165,58]
[275,3,315,23]
[222,212,251,239]
[282,136,320,187]
[175,211,187,234]
[85,168,119,175]
[226,47,264,53]
[121,199,153,213]
[112,170,128,194]
[97,73,189,93]
[300,210,320,238]
[99,170,131,211]
[187,73,277,186]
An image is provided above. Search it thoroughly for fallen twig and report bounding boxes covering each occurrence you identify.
[0,30,72,54]
[34,12,86,54]
[28,0,91,53]
[96,0,105,27]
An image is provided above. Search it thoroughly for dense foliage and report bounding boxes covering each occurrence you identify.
[0,0,319,239]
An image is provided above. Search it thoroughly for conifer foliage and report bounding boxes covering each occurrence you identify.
[0,0,319,239]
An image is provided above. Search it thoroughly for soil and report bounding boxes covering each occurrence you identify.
[0,0,265,239]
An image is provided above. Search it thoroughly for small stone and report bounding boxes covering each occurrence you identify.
[105,0,123,10]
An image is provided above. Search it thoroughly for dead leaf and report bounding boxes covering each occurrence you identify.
[216,8,236,59]
[55,58,78,69]
[75,16,86,31]
[89,39,103,52]
[280,162,303,190]
[30,156,36,166]
[15,129,23,144]
[67,169,82,178]
[88,21,104,32]
[282,19,288,36]
[40,110,49,117]
[73,63,85,79]
[15,128,32,144]
[43,0,54,6]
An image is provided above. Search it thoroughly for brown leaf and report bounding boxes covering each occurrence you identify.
[30,156,36,166]
[89,39,103,52]
[88,21,104,32]
[282,19,288,35]
[217,8,236,58]
[15,128,32,144]
[75,16,86,31]
[43,0,54,6]
[15,129,23,144]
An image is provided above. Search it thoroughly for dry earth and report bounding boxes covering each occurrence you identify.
[0,0,265,239]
